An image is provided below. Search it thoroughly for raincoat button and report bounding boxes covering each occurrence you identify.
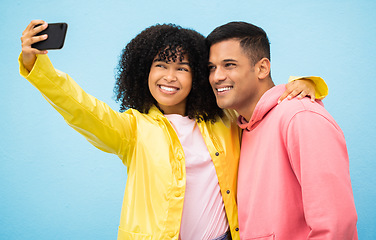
[226,190,230,194]
[215,152,219,156]
[235,227,239,231]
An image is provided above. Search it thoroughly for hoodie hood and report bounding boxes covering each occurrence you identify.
[238,84,286,131]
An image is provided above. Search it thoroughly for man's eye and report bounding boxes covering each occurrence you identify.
[208,65,216,71]
[225,63,236,67]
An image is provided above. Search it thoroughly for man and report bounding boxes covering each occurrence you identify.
[206,21,358,239]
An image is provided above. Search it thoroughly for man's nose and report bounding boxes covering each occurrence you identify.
[211,67,226,83]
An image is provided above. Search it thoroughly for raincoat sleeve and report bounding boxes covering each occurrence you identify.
[288,76,328,100]
[19,54,133,162]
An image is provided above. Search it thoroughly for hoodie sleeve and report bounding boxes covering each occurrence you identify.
[19,53,134,163]
[286,109,358,240]
[288,76,328,100]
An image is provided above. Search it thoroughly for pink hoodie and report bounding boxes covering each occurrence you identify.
[237,84,358,240]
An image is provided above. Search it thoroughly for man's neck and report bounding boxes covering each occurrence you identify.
[239,80,275,122]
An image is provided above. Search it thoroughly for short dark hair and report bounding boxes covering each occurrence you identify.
[206,21,270,65]
[114,24,223,122]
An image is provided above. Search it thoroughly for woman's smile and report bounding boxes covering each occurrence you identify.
[148,54,192,115]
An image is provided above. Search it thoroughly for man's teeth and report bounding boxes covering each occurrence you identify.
[160,86,178,92]
[217,87,232,92]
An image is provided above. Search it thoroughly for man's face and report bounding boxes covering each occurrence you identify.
[208,39,260,117]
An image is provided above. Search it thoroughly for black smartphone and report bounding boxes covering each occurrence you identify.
[32,23,68,50]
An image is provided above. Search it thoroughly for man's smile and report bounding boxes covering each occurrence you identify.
[216,86,233,94]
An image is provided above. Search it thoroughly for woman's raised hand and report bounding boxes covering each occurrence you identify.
[21,20,49,72]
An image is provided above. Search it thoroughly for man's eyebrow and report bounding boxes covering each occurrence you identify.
[223,59,238,62]
[208,59,238,65]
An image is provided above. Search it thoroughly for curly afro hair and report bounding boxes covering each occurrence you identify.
[114,24,223,122]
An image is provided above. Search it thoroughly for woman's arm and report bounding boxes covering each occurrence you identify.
[278,76,329,103]
[19,20,133,160]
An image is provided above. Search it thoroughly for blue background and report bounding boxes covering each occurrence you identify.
[1,0,375,239]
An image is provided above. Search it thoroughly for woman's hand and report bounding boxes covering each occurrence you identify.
[21,20,49,72]
[278,79,316,104]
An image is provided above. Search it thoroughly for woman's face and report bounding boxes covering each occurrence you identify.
[148,54,192,115]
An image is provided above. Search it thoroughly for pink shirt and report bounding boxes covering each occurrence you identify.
[165,114,228,240]
[237,85,358,240]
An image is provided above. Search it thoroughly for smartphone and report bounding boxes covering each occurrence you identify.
[32,23,68,50]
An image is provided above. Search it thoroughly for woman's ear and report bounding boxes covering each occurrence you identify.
[257,57,271,79]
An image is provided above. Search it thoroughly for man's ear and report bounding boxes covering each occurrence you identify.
[257,58,271,79]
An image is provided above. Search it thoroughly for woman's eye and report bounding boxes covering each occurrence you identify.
[178,67,189,72]
[156,64,166,68]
